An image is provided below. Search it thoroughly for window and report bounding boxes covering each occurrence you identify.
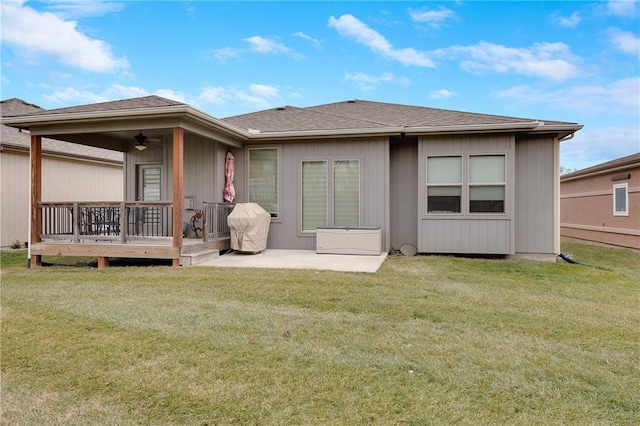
[469,155,505,213]
[302,161,327,232]
[613,183,628,216]
[137,165,161,223]
[426,156,462,213]
[301,159,360,232]
[334,160,360,226]
[426,154,506,215]
[248,148,278,217]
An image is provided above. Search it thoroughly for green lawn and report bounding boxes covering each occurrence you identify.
[1,241,638,425]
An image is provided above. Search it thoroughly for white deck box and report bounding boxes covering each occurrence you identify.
[316,226,382,255]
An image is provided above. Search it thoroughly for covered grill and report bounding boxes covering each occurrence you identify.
[227,203,271,253]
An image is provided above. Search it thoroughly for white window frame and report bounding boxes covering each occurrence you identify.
[247,146,280,219]
[468,154,507,215]
[300,158,361,233]
[613,183,629,216]
[301,160,328,233]
[425,153,507,216]
[425,155,463,215]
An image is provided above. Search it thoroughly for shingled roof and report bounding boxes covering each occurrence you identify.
[8,95,186,117]
[561,152,640,180]
[1,98,123,163]
[222,99,577,133]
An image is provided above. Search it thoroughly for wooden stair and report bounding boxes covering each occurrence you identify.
[179,238,229,266]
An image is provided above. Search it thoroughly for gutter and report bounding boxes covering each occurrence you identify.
[3,107,583,142]
[245,121,545,141]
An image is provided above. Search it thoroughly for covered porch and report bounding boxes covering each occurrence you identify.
[12,96,248,267]
[31,201,234,268]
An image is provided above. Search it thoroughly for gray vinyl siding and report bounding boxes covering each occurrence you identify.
[125,138,166,201]
[251,137,389,250]
[125,133,244,237]
[389,137,418,251]
[515,136,556,254]
[417,134,515,254]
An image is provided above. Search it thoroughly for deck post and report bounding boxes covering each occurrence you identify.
[30,135,42,267]
[202,203,209,242]
[72,202,80,243]
[172,127,184,266]
[97,257,109,269]
[120,202,127,244]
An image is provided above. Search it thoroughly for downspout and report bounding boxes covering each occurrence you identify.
[559,132,575,142]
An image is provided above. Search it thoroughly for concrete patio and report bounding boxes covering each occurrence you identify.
[198,249,388,273]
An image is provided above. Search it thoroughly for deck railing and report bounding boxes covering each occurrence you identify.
[39,201,174,243]
[202,202,234,242]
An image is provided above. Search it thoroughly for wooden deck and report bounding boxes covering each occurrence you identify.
[30,201,234,268]
[30,237,230,268]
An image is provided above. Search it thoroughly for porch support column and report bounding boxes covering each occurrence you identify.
[30,135,42,267]
[172,127,184,266]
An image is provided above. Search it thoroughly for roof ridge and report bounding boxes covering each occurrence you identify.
[8,95,188,117]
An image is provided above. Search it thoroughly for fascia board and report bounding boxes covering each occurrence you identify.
[2,105,249,143]
[1,105,191,128]
[245,122,542,140]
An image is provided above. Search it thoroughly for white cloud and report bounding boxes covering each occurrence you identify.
[495,77,640,116]
[293,32,322,47]
[328,14,434,67]
[198,84,280,111]
[44,87,109,104]
[553,11,581,28]
[561,125,640,171]
[344,71,410,91]
[153,89,187,103]
[199,87,230,105]
[605,0,638,17]
[409,6,456,28]
[608,28,640,57]
[248,84,279,99]
[42,85,188,106]
[43,85,138,104]
[1,0,128,73]
[210,47,242,63]
[429,89,458,99]
[438,41,580,81]
[243,36,289,54]
[44,0,124,19]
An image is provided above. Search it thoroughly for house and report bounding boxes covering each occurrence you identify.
[561,153,640,250]
[1,98,123,248]
[0,95,582,267]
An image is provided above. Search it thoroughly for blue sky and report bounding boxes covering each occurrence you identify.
[1,0,639,171]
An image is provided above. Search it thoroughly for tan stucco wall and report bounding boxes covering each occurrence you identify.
[560,165,640,250]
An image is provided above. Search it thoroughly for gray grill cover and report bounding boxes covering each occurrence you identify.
[227,203,271,252]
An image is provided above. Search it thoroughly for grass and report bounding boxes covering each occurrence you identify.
[1,241,639,425]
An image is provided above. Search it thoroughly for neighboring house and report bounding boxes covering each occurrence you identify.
[560,153,640,250]
[1,96,582,267]
[0,98,124,247]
